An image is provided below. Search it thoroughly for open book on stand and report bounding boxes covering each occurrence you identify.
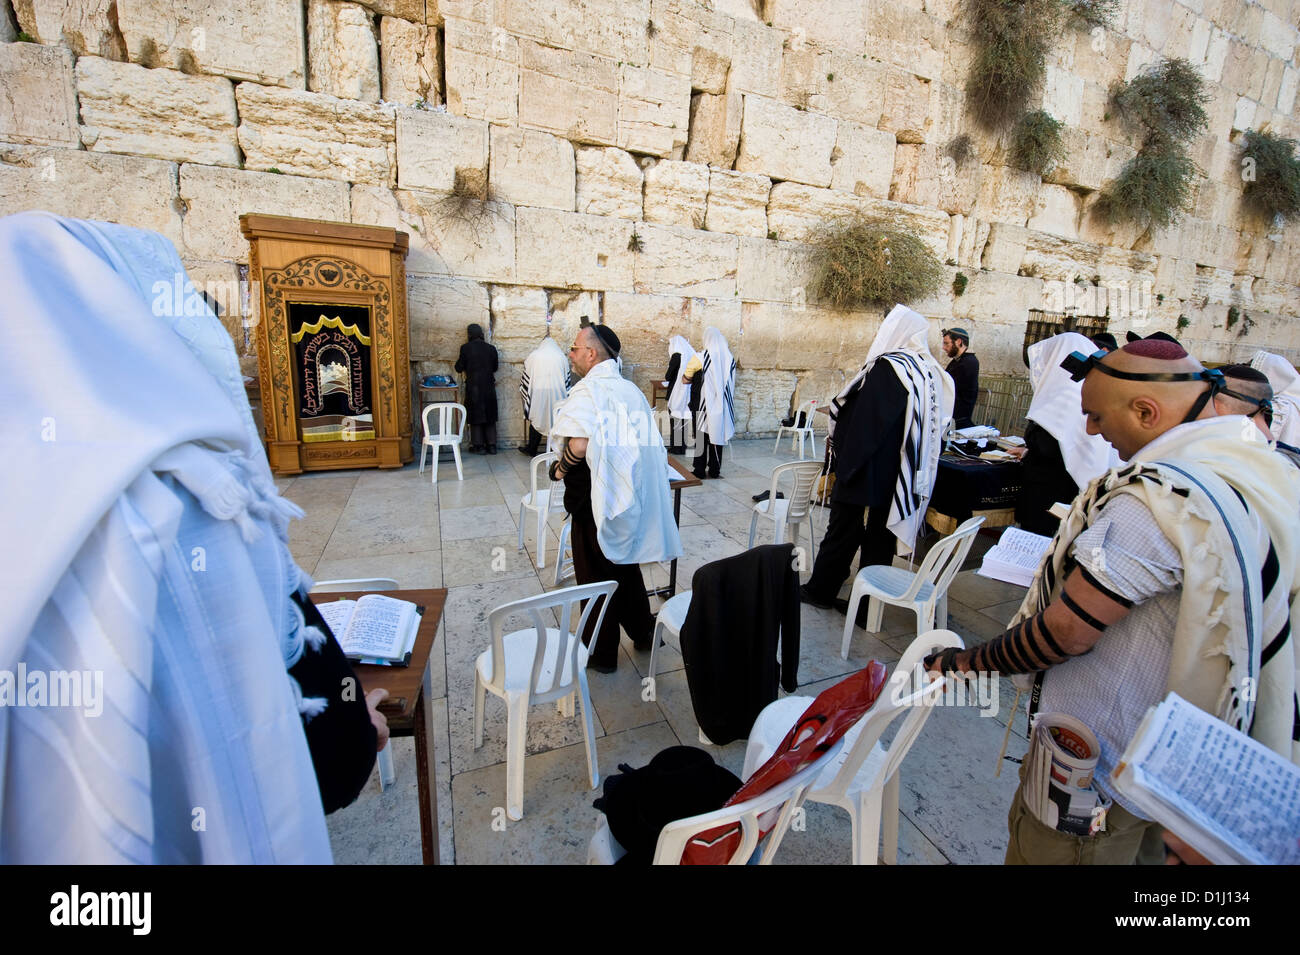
[976,526,1053,588]
[318,594,422,666]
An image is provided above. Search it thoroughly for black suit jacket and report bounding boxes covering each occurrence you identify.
[948,351,980,428]
[678,543,800,745]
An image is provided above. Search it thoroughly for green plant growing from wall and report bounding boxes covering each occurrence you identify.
[1110,58,1209,144]
[1176,314,1190,332]
[965,0,1063,129]
[811,216,944,310]
[952,272,969,296]
[1011,110,1065,176]
[1062,0,1119,28]
[627,228,644,253]
[1240,128,1300,224]
[1226,305,1240,330]
[1095,145,1196,228]
[946,134,977,166]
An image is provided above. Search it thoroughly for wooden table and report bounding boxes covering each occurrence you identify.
[653,456,703,598]
[311,587,447,865]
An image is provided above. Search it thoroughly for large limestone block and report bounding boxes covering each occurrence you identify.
[544,288,602,343]
[0,145,182,244]
[308,0,381,101]
[643,159,709,228]
[236,84,395,185]
[767,0,866,55]
[971,166,1040,227]
[735,96,837,187]
[76,57,240,166]
[1259,10,1297,62]
[12,0,122,56]
[408,274,490,359]
[0,42,77,147]
[728,20,783,99]
[515,207,634,290]
[1042,66,1083,128]
[489,127,575,211]
[1019,232,1104,283]
[870,5,943,81]
[1027,184,1080,240]
[705,168,770,238]
[618,65,692,157]
[765,182,863,242]
[1071,26,1130,89]
[574,146,643,218]
[648,0,731,93]
[779,46,887,127]
[890,143,940,207]
[878,67,931,143]
[380,16,443,107]
[443,16,519,125]
[684,89,742,167]
[396,109,487,193]
[117,0,306,88]
[486,285,557,362]
[178,164,350,261]
[351,184,516,281]
[737,237,818,303]
[502,0,649,65]
[949,271,1043,328]
[634,223,737,297]
[601,291,692,369]
[858,194,952,260]
[1279,66,1299,116]
[1045,128,1136,194]
[980,222,1028,273]
[518,41,619,145]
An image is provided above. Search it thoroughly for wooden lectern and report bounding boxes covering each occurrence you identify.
[241,214,413,475]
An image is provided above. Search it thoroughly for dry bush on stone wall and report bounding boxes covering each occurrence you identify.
[1095,143,1196,229]
[965,0,1062,129]
[1011,110,1065,176]
[811,216,944,310]
[1241,128,1300,225]
[1109,58,1210,145]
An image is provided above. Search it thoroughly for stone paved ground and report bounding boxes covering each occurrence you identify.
[285,437,1031,865]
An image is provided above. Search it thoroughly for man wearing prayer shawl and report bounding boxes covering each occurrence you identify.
[517,336,571,456]
[0,211,383,863]
[926,338,1300,864]
[1250,350,1300,448]
[663,335,698,455]
[800,305,954,615]
[682,327,736,479]
[549,324,682,673]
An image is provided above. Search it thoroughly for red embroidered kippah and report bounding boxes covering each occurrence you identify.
[1120,339,1189,360]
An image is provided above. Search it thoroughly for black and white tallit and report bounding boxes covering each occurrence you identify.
[697,326,736,446]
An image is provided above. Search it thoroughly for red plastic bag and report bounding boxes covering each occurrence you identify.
[681,661,889,864]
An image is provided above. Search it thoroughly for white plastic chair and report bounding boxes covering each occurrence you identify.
[742,630,964,864]
[473,580,617,820]
[748,460,824,561]
[841,516,984,660]
[419,402,466,483]
[310,577,401,790]
[773,399,820,459]
[518,452,564,568]
[647,590,692,686]
[588,732,847,865]
[553,519,576,586]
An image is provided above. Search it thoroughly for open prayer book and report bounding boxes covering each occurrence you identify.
[318,594,422,666]
[976,526,1053,588]
[1111,692,1300,865]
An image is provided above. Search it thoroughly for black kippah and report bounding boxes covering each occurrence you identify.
[592,323,620,357]
[1219,363,1269,384]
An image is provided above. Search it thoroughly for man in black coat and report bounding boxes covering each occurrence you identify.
[455,323,499,453]
[943,327,979,428]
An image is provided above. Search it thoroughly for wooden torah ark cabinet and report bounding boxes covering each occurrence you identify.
[241,214,413,475]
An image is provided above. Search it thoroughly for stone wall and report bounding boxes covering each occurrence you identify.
[3,0,1299,443]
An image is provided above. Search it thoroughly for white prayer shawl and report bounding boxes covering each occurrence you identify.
[1025,333,1118,483]
[0,212,331,862]
[667,335,697,421]
[1012,417,1300,764]
[1251,350,1300,447]
[697,327,736,446]
[829,305,954,555]
[550,360,683,564]
[520,337,571,434]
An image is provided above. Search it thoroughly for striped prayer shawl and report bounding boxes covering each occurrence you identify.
[697,349,737,445]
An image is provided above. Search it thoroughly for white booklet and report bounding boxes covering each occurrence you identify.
[1111,692,1300,865]
[318,594,422,666]
[976,526,1053,588]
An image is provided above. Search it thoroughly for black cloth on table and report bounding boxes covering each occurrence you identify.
[1015,421,1078,536]
[679,543,800,745]
[947,350,980,428]
[289,591,378,815]
[927,454,1022,520]
[455,331,499,426]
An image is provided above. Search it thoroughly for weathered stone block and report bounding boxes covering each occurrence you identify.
[237,84,395,185]
[705,169,770,238]
[643,159,709,228]
[890,143,940,207]
[767,0,867,54]
[737,237,818,303]
[648,0,731,94]
[728,19,783,99]
[308,0,380,101]
[1042,65,1083,128]
[980,222,1028,273]
[408,274,490,360]
[765,182,862,243]
[515,207,634,290]
[971,165,1039,227]
[878,67,931,142]
[1019,232,1104,283]
[1,3,13,40]
[351,184,516,281]
[780,46,887,127]
[618,64,692,157]
[380,16,443,107]
[76,57,240,166]
[543,288,602,344]
[0,42,77,148]
[486,285,550,361]
[353,0,426,20]
[488,127,575,211]
[0,145,182,245]
[829,121,894,201]
[502,0,649,65]
[684,89,742,167]
[179,164,350,261]
[1027,184,1080,240]
[634,222,737,297]
[118,0,306,88]
[574,146,643,219]
[735,96,837,187]
[601,291,691,369]
[1279,66,1300,116]
[12,0,122,56]
[871,5,943,81]
[395,109,487,194]
[858,194,952,260]
[948,271,1043,329]
[518,41,619,145]
[1259,10,1297,62]
[443,16,519,125]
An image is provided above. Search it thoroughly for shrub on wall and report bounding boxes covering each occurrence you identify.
[965,0,1062,129]
[1094,143,1196,228]
[1062,0,1119,28]
[1241,128,1300,224]
[1011,110,1065,176]
[1110,58,1210,144]
[811,216,944,310]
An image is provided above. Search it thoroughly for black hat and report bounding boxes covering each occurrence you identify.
[591,323,621,357]
[1126,330,1180,345]
[1091,332,1119,352]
